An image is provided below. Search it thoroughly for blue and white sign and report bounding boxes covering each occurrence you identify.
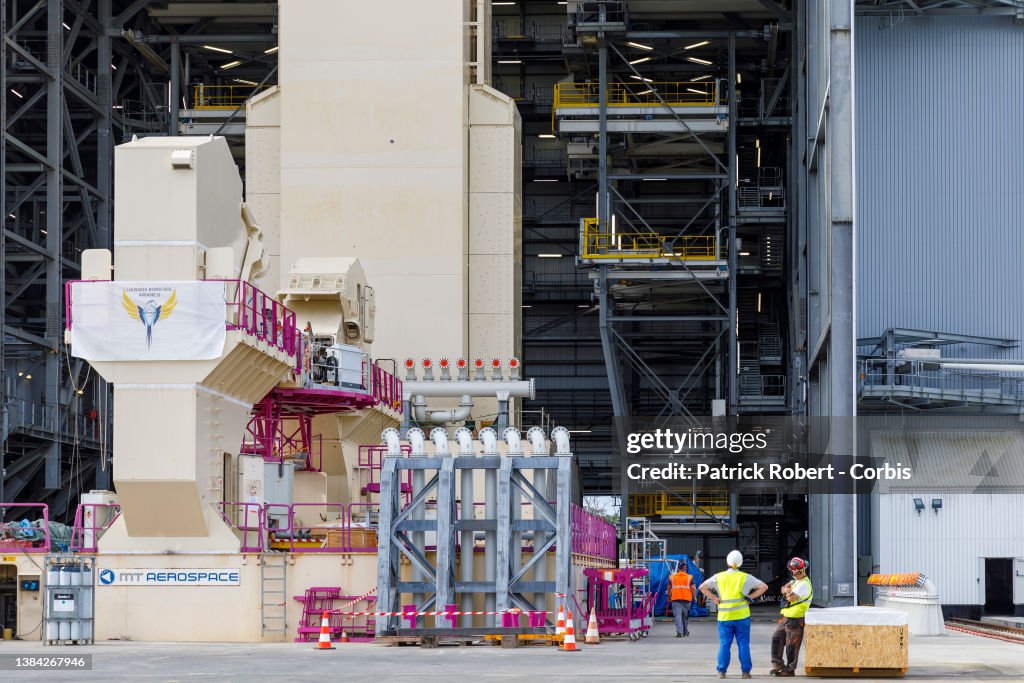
[97,568,240,586]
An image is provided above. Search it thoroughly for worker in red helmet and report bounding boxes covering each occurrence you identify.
[770,557,813,676]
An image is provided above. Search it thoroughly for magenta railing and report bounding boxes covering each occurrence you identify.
[358,444,412,502]
[64,279,303,371]
[219,279,302,371]
[571,504,618,563]
[69,503,121,553]
[219,502,265,552]
[220,502,380,553]
[371,364,403,412]
[0,503,51,553]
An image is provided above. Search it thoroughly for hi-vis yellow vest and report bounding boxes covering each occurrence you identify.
[781,577,813,618]
[715,570,751,621]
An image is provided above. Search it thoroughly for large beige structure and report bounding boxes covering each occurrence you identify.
[250,0,522,374]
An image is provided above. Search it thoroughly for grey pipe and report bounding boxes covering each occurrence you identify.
[404,379,535,400]
[413,395,474,424]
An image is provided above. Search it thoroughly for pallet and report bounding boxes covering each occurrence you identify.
[806,667,907,678]
[483,633,564,648]
[378,635,478,648]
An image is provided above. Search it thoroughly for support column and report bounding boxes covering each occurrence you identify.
[727,34,738,411]
[44,0,64,490]
[169,39,180,135]
[827,0,857,607]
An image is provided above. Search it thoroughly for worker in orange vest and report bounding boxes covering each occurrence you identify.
[668,561,695,637]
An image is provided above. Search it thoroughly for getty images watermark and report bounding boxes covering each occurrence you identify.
[612,415,1024,495]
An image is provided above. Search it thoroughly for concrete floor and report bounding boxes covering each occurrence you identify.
[3,618,1023,682]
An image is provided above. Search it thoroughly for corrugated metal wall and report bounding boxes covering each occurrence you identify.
[879,493,1024,606]
[855,17,1024,359]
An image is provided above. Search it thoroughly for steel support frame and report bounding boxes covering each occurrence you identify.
[376,455,574,636]
[2,0,115,513]
[590,29,739,532]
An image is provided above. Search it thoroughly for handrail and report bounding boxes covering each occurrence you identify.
[580,218,718,260]
[69,503,121,553]
[554,80,718,109]
[0,503,51,553]
[191,84,271,110]
[219,502,265,552]
[859,359,1024,404]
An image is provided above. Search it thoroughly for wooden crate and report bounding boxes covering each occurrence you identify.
[324,528,378,548]
[805,623,908,673]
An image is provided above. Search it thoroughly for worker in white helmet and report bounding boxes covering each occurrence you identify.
[699,549,768,679]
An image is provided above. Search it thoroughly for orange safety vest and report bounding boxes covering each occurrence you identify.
[670,571,693,601]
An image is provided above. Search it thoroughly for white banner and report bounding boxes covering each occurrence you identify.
[70,281,227,361]
[97,568,240,587]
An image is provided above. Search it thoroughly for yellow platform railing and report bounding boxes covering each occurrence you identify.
[554,80,718,109]
[192,84,270,110]
[628,491,731,518]
[580,218,718,260]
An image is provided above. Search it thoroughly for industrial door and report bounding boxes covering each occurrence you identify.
[0,564,15,635]
[984,558,1013,615]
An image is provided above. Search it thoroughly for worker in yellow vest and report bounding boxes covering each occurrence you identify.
[699,550,768,679]
[668,562,695,637]
[770,557,813,677]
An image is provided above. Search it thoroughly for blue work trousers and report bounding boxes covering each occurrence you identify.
[717,617,752,674]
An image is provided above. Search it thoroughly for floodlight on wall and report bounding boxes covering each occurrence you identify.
[913,498,925,514]
[931,498,942,514]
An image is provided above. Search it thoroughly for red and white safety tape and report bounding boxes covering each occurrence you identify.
[332,609,551,617]
[335,586,377,613]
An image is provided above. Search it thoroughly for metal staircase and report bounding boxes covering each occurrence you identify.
[260,554,288,638]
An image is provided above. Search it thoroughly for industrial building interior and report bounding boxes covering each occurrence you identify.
[3,0,1024,648]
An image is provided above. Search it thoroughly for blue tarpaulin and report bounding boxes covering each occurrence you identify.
[650,554,709,618]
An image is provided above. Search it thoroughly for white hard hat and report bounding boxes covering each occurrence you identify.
[727,550,743,568]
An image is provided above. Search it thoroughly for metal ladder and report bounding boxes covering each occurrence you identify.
[260,554,288,638]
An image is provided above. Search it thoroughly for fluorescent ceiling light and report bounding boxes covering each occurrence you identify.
[493,1,516,5]
[203,45,233,54]
[685,41,710,50]
[568,430,592,433]
[739,251,751,256]
[692,74,712,81]
[10,89,23,98]
[638,89,654,95]
[538,253,563,258]
[538,134,556,138]
[264,46,279,54]
[534,179,559,182]
[687,88,706,95]
[737,73,742,84]
[627,41,654,51]
[233,79,259,86]
[7,213,15,219]
[111,63,117,70]
[629,57,652,65]
[577,304,590,308]
[62,22,71,30]
[522,305,533,308]
[498,59,522,64]
[629,75,652,82]
[643,178,667,181]
[686,56,712,66]
[220,60,242,70]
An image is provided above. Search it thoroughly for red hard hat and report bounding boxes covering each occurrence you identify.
[788,557,808,572]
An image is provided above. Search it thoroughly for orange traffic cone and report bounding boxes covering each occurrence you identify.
[315,610,336,650]
[555,602,566,636]
[339,628,350,644]
[585,607,600,644]
[562,610,577,652]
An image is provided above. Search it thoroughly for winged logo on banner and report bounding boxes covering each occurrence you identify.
[122,289,178,349]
